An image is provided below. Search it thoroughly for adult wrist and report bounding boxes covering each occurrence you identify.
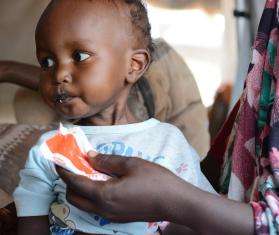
[159,176,195,224]
[162,178,210,232]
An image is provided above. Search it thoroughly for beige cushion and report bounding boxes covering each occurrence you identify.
[145,39,210,157]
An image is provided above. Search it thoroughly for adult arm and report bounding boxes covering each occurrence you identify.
[0,61,40,90]
[57,153,254,235]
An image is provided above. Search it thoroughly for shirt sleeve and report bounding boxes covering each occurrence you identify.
[187,145,218,195]
[250,191,279,234]
[13,140,58,217]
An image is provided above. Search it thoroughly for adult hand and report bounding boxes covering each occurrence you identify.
[57,152,255,235]
[56,152,183,223]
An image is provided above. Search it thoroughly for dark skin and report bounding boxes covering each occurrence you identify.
[0,61,40,90]
[18,0,152,234]
[57,153,255,235]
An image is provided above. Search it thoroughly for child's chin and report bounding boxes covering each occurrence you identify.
[59,112,86,121]
[61,111,95,122]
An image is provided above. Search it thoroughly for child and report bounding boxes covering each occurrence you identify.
[13,0,216,234]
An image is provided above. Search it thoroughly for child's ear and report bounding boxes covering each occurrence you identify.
[126,49,151,84]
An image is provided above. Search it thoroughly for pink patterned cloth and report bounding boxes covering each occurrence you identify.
[208,0,279,234]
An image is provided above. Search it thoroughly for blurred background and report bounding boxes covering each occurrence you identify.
[0,0,266,140]
[147,0,264,107]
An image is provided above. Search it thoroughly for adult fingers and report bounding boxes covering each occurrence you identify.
[56,165,105,200]
[87,153,134,177]
[66,187,103,215]
[66,187,142,223]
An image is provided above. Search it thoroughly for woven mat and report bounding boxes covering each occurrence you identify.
[0,124,54,194]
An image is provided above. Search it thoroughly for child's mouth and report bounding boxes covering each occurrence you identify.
[54,93,74,104]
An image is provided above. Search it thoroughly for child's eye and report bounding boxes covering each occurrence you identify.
[73,52,90,62]
[41,57,55,69]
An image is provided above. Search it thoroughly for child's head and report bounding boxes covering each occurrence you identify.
[36,0,153,123]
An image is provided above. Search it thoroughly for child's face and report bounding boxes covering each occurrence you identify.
[36,0,142,121]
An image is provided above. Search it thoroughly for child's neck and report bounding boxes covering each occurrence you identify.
[78,108,137,126]
[76,101,139,126]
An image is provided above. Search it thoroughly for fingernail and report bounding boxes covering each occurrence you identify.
[88,150,98,158]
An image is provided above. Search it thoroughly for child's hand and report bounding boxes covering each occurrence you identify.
[56,152,183,223]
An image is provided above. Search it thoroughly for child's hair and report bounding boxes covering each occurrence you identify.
[45,0,154,59]
[122,0,154,58]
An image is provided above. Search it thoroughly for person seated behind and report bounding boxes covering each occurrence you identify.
[13,1,216,234]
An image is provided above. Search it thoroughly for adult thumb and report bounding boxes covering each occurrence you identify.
[88,152,131,177]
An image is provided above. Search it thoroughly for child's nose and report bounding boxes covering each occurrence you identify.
[53,64,72,84]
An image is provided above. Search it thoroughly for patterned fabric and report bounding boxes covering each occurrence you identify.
[50,225,75,235]
[208,1,279,234]
[0,124,54,194]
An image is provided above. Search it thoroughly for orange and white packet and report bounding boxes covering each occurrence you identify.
[40,124,110,181]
